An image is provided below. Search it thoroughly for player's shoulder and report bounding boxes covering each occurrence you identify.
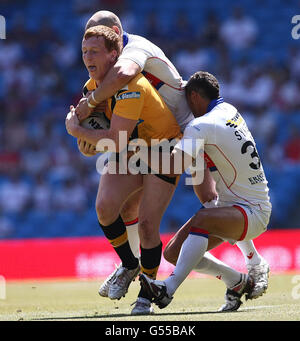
[200,101,238,126]
[183,116,211,139]
[184,102,232,135]
[113,74,147,102]
[126,32,164,54]
[126,73,151,92]
[210,101,237,117]
[127,32,156,47]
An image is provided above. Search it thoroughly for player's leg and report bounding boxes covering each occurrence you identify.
[121,189,142,259]
[192,251,253,312]
[96,171,143,300]
[189,206,270,301]
[98,189,142,298]
[139,205,259,309]
[163,222,245,292]
[163,222,223,265]
[162,211,267,310]
[236,240,269,298]
[96,172,142,226]
[131,174,177,315]
[193,170,269,294]
[162,205,244,272]
[160,206,247,293]
[138,174,177,273]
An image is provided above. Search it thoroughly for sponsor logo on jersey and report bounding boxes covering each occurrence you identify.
[116,91,141,101]
[226,112,243,128]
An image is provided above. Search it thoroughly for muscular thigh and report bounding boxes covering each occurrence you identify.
[163,205,246,264]
[191,206,245,241]
[96,168,143,222]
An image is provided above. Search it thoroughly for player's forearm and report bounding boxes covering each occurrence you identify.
[73,126,114,147]
[92,60,141,104]
[73,126,131,153]
[193,169,218,204]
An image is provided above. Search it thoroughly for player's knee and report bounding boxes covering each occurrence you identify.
[120,201,139,223]
[95,198,118,226]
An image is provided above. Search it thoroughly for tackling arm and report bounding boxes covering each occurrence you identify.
[193,169,218,204]
[76,59,141,120]
[92,59,141,104]
[66,107,137,152]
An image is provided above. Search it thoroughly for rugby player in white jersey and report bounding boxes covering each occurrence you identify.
[139,71,272,311]
[75,11,269,313]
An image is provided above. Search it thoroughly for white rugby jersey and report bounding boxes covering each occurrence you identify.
[175,98,272,211]
[118,32,194,130]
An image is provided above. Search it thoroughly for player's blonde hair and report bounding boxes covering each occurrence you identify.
[84,25,121,56]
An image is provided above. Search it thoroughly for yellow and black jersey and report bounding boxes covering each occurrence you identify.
[83,74,182,145]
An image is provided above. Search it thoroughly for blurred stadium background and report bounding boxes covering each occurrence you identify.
[0,0,300,280]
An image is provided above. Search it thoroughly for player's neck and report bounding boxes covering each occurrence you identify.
[194,101,210,118]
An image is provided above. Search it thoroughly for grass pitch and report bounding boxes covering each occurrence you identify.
[1,273,299,321]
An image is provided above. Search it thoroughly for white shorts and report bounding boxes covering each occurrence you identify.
[232,203,270,242]
[210,200,271,245]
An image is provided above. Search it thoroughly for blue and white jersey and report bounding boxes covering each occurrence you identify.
[118,32,194,131]
[175,98,272,212]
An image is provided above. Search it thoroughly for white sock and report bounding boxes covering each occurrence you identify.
[125,218,140,259]
[165,230,208,296]
[194,252,242,288]
[236,240,262,266]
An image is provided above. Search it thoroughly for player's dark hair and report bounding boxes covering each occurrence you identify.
[185,71,220,100]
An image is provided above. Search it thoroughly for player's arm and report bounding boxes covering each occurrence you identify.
[75,91,105,156]
[66,105,137,151]
[92,59,141,104]
[76,59,141,121]
[192,168,218,204]
[141,126,204,177]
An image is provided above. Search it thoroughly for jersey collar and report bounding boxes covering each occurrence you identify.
[207,97,224,113]
[123,31,129,48]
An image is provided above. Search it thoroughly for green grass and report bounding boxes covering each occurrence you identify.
[0,273,299,321]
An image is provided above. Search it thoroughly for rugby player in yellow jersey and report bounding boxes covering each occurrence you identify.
[65,25,181,315]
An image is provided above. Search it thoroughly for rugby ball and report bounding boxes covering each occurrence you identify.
[81,112,110,130]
